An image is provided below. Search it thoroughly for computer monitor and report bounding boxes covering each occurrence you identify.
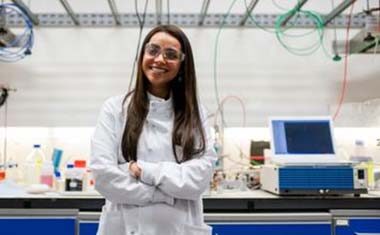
[269,117,339,164]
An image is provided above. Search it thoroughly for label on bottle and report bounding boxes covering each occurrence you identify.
[65,179,83,191]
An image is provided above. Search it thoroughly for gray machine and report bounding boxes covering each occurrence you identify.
[261,117,368,196]
[261,164,367,195]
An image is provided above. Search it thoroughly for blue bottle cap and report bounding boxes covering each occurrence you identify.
[33,144,41,148]
[54,171,61,178]
[67,164,74,169]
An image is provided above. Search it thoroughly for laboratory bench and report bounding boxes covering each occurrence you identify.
[1,182,380,235]
[1,189,380,212]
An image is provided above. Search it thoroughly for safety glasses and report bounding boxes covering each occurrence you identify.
[144,43,185,62]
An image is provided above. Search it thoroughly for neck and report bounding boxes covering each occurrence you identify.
[148,86,170,100]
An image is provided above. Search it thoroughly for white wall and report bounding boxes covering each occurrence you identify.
[1,27,380,127]
[1,0,380,175]
[1,0,380,127]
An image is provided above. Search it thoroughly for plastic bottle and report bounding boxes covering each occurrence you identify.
[65,163,84,192]
[53,171,65,193]
[23,144,46,185]
[350,140,374,189]
[52,148,63,172]
[40,161,54,188]
[74,160,87,191]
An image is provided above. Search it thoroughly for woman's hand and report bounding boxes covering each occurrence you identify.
[129,161,142,178]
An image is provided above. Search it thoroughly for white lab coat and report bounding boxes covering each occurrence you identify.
[90,94,217,235]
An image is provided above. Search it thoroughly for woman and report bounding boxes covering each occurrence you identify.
[90,25,217,235]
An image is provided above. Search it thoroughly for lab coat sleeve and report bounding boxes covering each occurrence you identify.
[138,106,217,200]
[90,97,174,206]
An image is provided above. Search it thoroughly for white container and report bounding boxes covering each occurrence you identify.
[6,162,21,183]
[65,164,85,191]
[23,144,46,186]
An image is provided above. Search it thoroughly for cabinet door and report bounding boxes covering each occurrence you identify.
[76,219,331,235]
[0,218,76,235]
[335,218,380,235]
[211,222,331,235]
[76,221,331,235]
[79,221,99,235]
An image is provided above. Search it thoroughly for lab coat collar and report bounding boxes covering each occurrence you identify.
[147,91,172,103]
[146,91,173,116]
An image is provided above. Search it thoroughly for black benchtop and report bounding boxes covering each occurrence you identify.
[1,191,380,212]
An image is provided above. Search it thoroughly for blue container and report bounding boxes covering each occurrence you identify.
[52,148,63,170]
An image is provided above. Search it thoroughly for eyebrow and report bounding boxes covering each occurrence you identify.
[149,42,180,51]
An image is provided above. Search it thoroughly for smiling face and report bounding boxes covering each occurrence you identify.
[142,32,182,99]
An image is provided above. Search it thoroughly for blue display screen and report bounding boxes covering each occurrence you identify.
[272,120,334,155]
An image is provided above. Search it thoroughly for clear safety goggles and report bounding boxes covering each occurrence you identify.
[144,43,185,62]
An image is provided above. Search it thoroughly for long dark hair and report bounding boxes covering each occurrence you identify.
[121,25,206,163]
